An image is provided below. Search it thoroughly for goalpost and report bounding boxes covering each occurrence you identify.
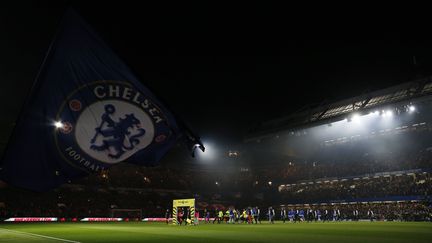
[110,209,142,220]
[172,198,195,225]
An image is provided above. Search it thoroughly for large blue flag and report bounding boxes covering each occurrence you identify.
[0,10,203,191]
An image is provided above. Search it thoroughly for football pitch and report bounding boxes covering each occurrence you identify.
[0,221,431,243]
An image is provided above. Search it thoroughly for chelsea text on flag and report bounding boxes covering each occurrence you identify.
[0,9,203,191]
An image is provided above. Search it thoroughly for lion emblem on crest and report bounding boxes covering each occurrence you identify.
[90,104,146,159]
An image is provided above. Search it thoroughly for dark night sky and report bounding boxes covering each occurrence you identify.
[1,2,432,150]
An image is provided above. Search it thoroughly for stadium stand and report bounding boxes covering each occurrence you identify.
[1,78,432,222]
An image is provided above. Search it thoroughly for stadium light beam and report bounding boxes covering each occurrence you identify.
[196,140,217,162]
[351,113,360,122]
[385,110,393,117]
[54,121,64,129]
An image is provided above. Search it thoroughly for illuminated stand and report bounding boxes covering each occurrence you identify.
[172,198,195,225]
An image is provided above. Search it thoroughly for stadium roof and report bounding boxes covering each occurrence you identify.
[246,76,432,142]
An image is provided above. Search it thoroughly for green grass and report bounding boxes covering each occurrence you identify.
[0,221,431,243]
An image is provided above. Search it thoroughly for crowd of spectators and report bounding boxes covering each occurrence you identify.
[254,143,432,184]
[279,172,431,203]
[0,186,183,219]
[276,201,431,222]
[1,129,432,221]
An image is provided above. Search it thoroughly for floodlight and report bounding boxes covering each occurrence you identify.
[54,121,64,129]
[352,113,360,122]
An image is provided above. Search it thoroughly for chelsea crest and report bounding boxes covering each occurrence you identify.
[54,81,170,172]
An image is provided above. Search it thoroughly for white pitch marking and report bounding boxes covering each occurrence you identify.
[0,228,81,243]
